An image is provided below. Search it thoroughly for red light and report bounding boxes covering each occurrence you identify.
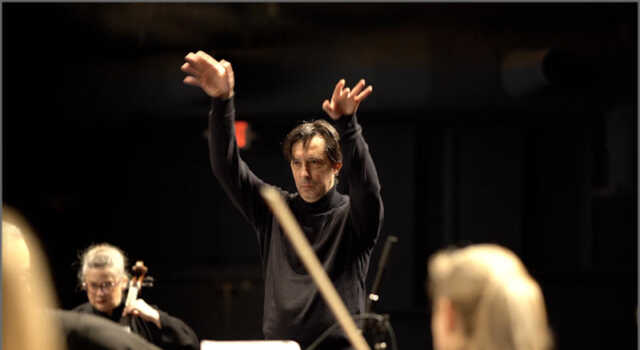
[235,121,248,149]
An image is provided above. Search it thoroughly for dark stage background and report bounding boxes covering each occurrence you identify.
[3,3,637,350]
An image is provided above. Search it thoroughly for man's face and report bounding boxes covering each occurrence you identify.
[84,267,127,315]
[290,135,342,203]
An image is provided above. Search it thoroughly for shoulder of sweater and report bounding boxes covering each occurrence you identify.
[338,192,350,206]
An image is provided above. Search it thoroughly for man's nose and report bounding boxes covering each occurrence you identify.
[300,164,311,177]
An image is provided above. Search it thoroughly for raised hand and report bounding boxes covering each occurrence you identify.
[181,50,235,99]
[322,79,373,120]
[123,298,162,328]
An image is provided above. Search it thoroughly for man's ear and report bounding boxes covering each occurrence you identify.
[333,162,343,175]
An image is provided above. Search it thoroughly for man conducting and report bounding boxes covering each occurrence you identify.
[181,50,384,350]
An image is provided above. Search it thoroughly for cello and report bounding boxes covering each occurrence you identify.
[120,260,154,331]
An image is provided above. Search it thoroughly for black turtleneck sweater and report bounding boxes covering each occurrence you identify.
[72,301,199,350]
[208,97,384,349]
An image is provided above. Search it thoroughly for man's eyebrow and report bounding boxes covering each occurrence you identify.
[291,155,325,161]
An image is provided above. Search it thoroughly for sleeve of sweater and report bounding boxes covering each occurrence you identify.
[333,113,384,252]
[54,310,163,350]
[156,310,200,350]
[207,97,274,252]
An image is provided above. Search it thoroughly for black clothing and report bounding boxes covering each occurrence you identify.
[53,310,162,350]
[208,97,384,349]
[73,302,199,350]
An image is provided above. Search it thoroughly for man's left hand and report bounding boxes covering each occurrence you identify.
[322,79,373,120]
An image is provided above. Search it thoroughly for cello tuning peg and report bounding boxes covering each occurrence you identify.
[142,276,154,287]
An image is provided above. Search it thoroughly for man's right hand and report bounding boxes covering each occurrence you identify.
[181,51,235,99]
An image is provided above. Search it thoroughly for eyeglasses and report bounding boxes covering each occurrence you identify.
[82,280,118,293]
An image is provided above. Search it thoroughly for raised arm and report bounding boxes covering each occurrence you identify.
[324,79,383,252]
[181,51,272,241]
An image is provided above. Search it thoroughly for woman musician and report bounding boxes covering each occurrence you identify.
[73,243,199,350]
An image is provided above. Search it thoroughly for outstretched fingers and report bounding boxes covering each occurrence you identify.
[185,51,224,76]
[183,75,201,87]
[322,99,333,113]
[349,79,366,97]
[180,62,199,77]
[184,52,206,72]
[354,85,373,103]
[332,79,346,100]
[343,87,350,98]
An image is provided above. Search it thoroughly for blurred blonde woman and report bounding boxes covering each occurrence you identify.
[2,214,66,350]
[427,244,554,350]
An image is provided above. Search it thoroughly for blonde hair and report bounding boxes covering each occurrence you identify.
[2,208,66,350]
[78,243,129,285]
[427,244,553,350]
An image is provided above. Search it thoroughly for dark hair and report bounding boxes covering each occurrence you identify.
[282,119,342,165]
